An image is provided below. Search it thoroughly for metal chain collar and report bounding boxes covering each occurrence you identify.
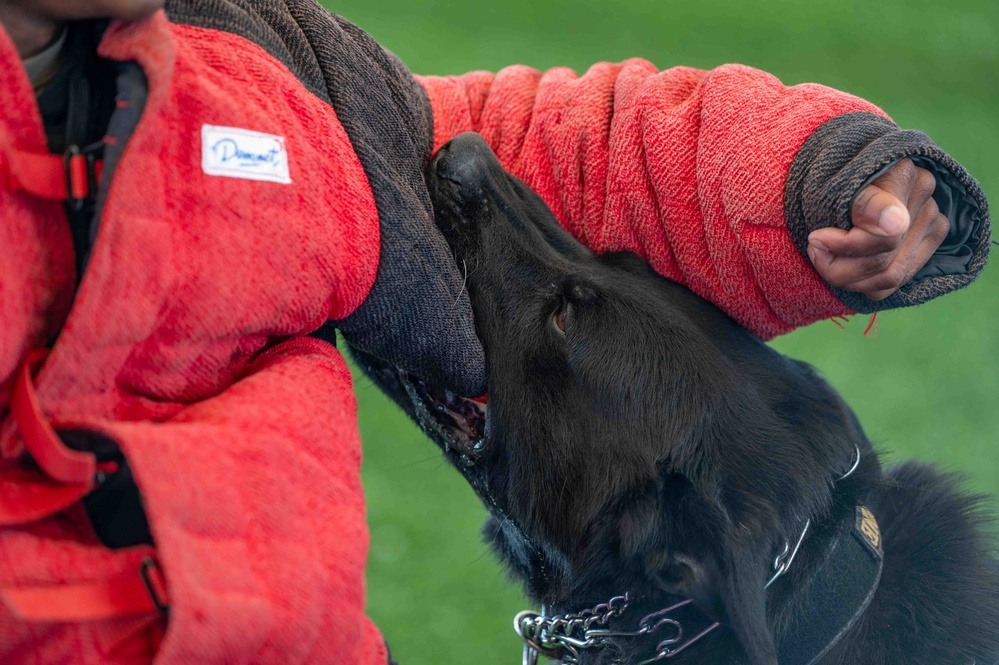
[514,593,710,665]
[513,519,808,665]
[514,594,628,664]
[513,594,682,665]
[511,445,862,664]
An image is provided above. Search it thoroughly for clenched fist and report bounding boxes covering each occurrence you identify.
[808,158,949,301]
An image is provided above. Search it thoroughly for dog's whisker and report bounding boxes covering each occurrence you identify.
[450,260,469,311]
[384,455,446,471]
[464,547,497,567]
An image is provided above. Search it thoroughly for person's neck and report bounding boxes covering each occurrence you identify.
[0,3,64,58]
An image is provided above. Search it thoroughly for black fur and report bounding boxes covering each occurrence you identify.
[354,133,999,665]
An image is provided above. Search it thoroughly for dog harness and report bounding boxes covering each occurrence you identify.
[514,449,886,665]
[515,505,883,665]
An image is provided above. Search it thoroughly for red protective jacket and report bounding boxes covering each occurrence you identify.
[0,2,989,665]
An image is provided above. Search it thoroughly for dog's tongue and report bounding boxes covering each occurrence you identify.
[419,382,487,443]
[444,391,487,440]
[470,393,488,404]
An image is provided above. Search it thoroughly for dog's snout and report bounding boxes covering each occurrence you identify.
[432,132,499,194]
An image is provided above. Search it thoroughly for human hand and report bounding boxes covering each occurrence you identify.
[806,158,950,301]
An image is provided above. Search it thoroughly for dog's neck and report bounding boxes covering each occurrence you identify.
[515,455,887,665]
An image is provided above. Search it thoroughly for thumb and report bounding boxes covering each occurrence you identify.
[851,184,910,238]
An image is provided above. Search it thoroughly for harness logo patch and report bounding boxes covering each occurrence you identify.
[201,125,291,184]
[855,505,883,558]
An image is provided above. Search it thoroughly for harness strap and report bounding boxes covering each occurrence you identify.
[0,469,92,526]
[2,145,103,203]
[11,349,97,485]
[0,350,97,527]
[0,351,172,623]
[2,556,169,622]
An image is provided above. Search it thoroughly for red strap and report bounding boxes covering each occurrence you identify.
[1,556,169,623]
[0,469,92,526]
[10,350,97,485]
[2,148,103,200]
[1,352,170,625]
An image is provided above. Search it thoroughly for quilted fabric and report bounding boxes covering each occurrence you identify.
[0,12,386,665]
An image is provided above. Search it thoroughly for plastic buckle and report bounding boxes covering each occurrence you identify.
[63,143,101,211]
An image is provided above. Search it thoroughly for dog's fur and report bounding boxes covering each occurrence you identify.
[355,133,999,665]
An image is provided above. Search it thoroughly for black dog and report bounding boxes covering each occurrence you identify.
[355,133,999,665]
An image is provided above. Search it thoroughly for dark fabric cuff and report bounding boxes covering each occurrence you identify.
[785,111,991,314]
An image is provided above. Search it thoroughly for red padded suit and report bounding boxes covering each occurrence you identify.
[0,3,988,665]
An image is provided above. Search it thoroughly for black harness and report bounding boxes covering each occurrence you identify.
[774,504,884,665]
[513,448,885,665]
[515,504,883,664]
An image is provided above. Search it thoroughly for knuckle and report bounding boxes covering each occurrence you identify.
[898,157,917,178]
[923,196,940,217]
[915,168,937,198]
[929,211,951,244]
[869,251,895,274]
[881,264,909,289]
[879,157,915,186]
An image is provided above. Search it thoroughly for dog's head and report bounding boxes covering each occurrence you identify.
[355,133,874,664]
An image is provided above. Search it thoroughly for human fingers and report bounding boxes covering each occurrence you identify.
[809,194,949,299]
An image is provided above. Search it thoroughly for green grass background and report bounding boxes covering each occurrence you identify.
[322,1,998,662]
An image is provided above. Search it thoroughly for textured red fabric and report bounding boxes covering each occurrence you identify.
[0,33,76,422]
[419,61,892,338]
[102,337,380,665]
[0,11,385,665]
[0,339,378,664]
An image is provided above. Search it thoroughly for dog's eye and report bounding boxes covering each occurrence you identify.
[553,301,572,334]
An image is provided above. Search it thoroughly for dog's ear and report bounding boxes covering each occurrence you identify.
[636,475,779,665]
[660,542,777,665]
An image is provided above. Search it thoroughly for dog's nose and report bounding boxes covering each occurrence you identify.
[432,132,499,193]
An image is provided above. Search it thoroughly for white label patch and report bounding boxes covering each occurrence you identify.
[201,125,292,184]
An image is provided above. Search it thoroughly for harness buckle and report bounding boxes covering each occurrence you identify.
[63,143,102,211]
[139,556,171,619]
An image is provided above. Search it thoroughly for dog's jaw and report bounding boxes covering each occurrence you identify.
[356,356,488,463]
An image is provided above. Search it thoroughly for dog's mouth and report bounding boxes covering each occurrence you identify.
[357,353,488,466]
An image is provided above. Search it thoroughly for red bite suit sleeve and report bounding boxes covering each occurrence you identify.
[418,61,889,338]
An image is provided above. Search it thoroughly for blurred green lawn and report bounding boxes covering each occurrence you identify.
[323,1,998,662]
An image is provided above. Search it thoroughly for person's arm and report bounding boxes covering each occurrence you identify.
[418,62,989,338]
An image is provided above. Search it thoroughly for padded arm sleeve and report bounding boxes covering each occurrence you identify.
[418,61,990,337]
